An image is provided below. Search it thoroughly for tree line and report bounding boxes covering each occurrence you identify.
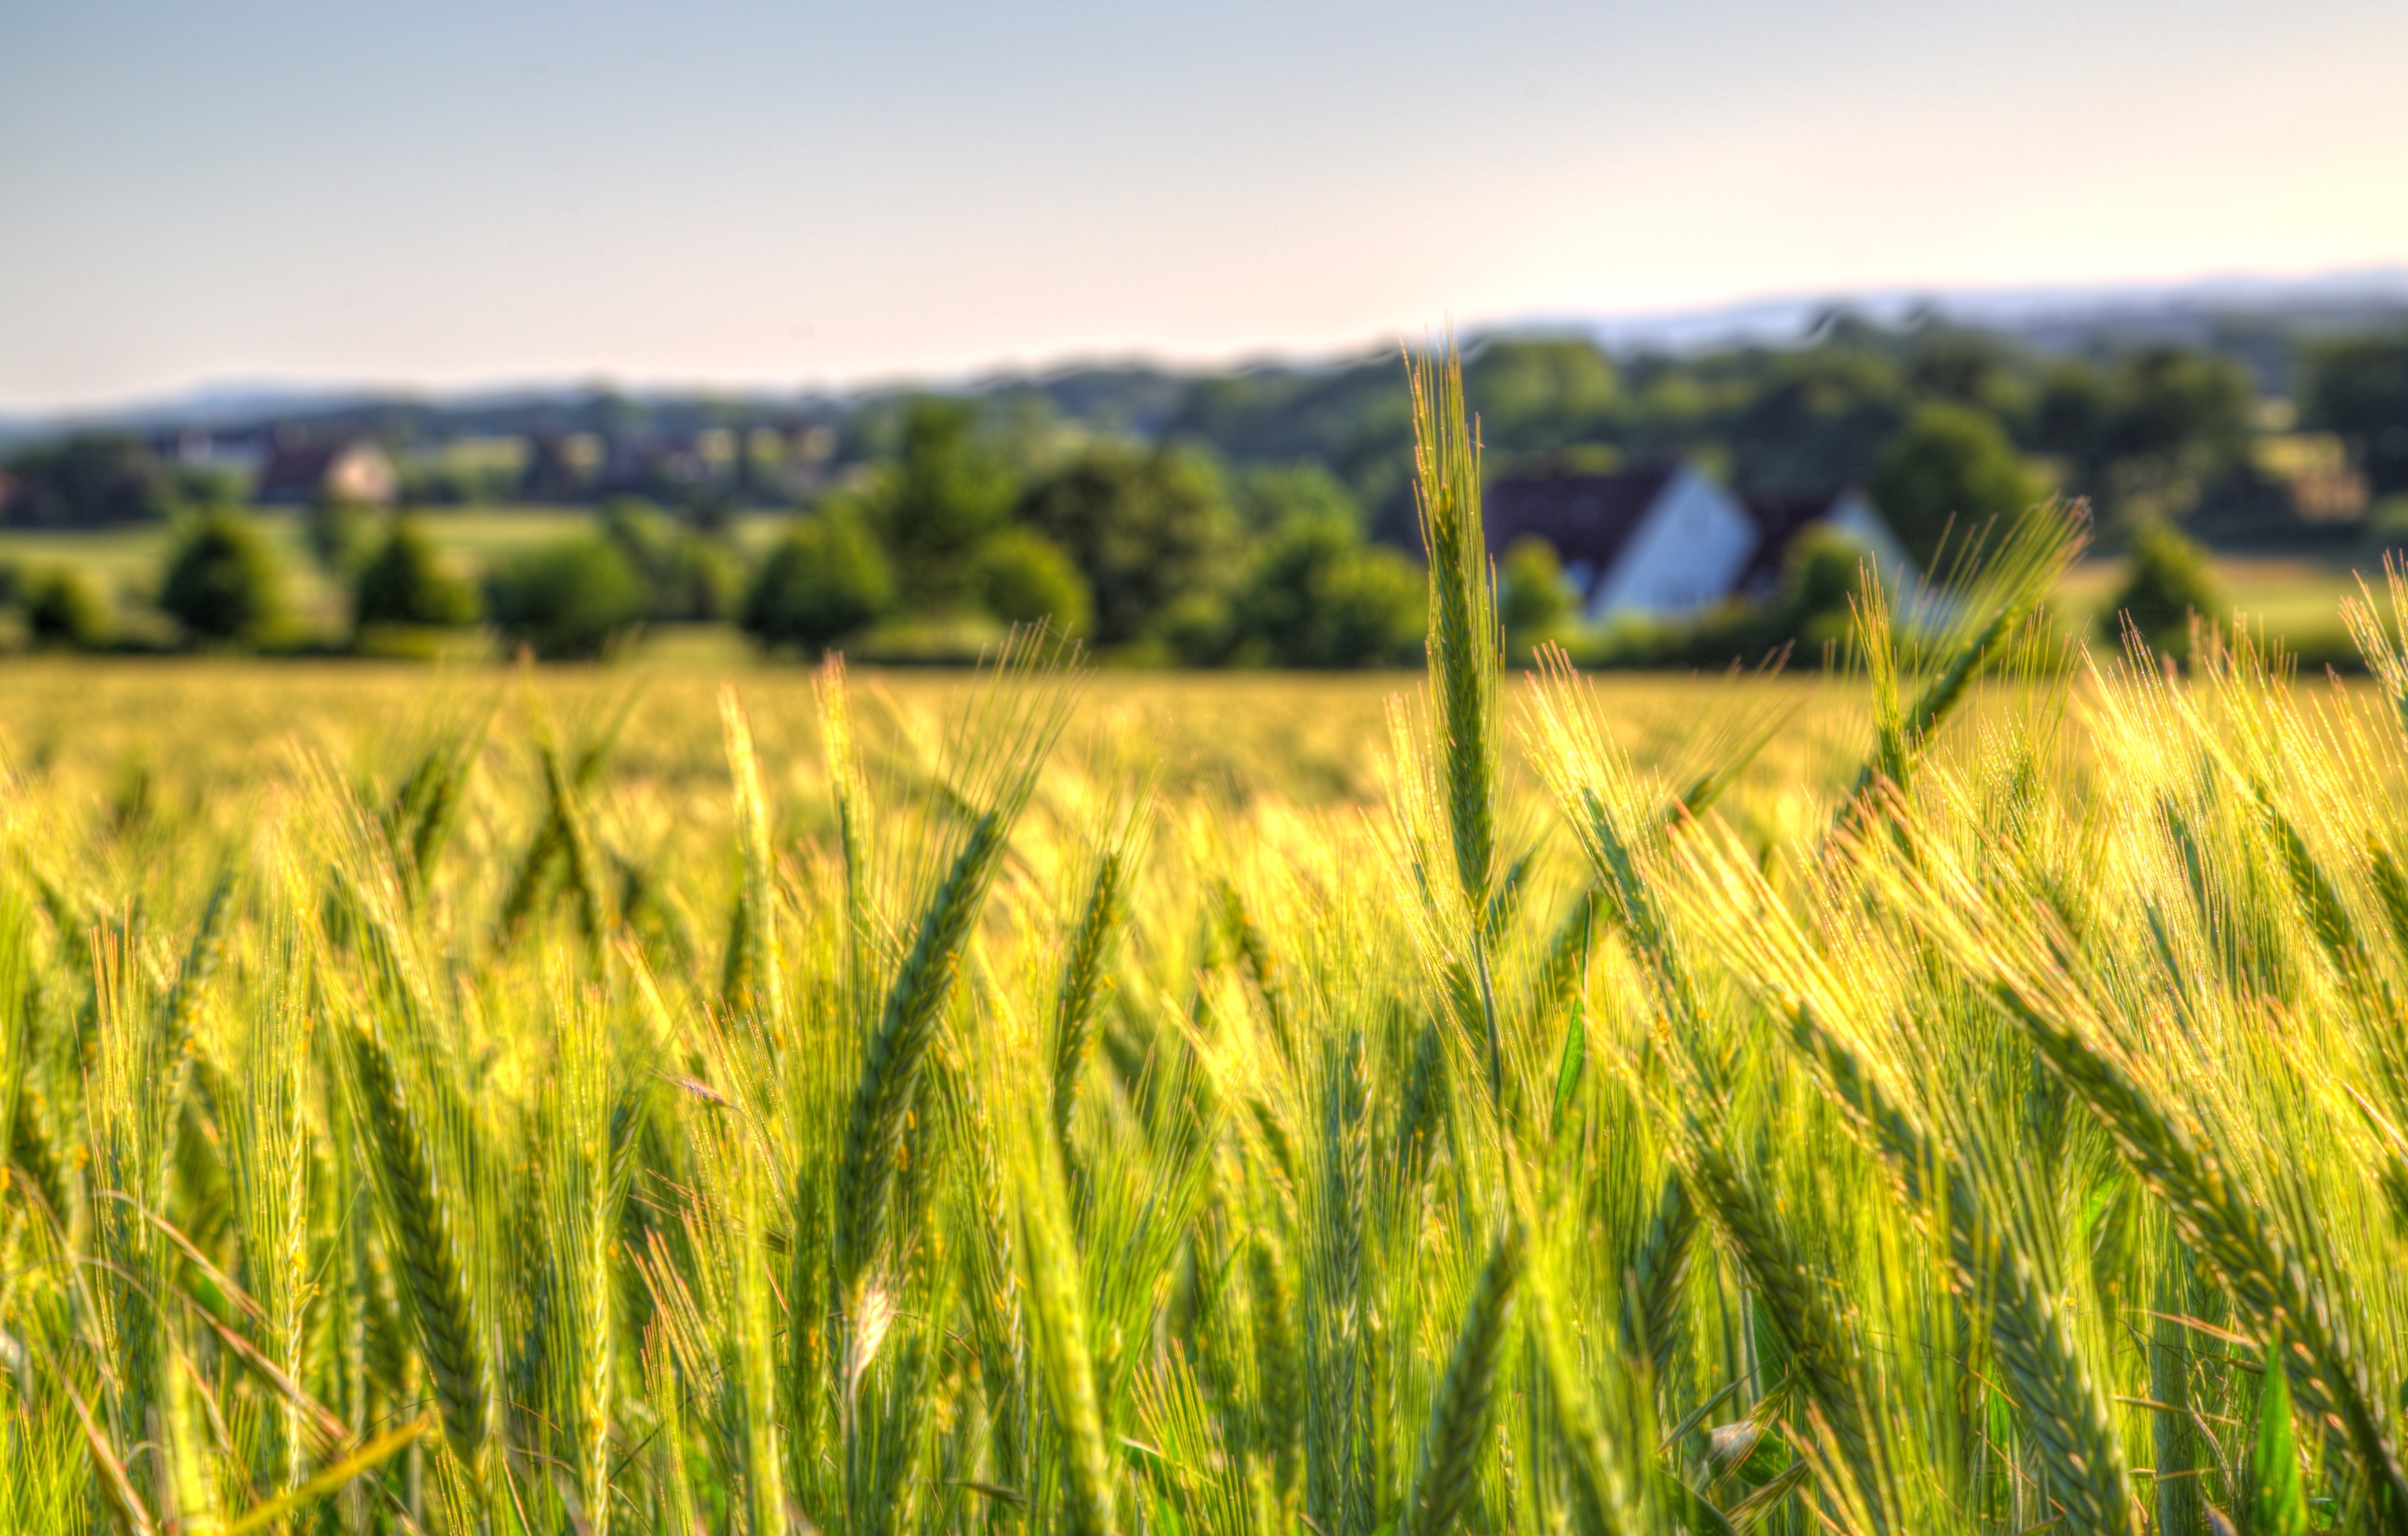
[5,315,2406,663]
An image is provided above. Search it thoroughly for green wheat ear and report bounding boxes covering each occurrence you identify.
[1015,1116,1116,1536]
[1406,337,1500,914]
[838,634,1076,1311]
[1402,1224,1523,1536]
[1992,986,2408,1536]
[342,1020,489,1471]
[720,688,783,1022]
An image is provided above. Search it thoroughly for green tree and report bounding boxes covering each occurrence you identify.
[742,509,897,655]
[1726,346,1909,490]
[973,529,1092,639]
[354,518,480,633]
[308,497,374,573]
[1769,526,1875,653]
[2102,347,2254,522]
[2305,331,2408,497]
[2103,520,2222,658]
[1232,462,1361,534]
[1870,404,2046,572]
[1498,536,1575,662]
[601,498,744,621]
[2029,360,2118,493]
[876,398,1017,608]
[485,537,646,660]
[1463,337,1620,456]
[160,509,286,649]
[1226,516,1424,668]
[1018,445,1238,646]
[26,568,109,650]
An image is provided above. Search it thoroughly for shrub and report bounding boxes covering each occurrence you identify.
[2103,520,2223,658]
[354,518,481,634]
[1871,404,2046,573]
[485,537,646,660]
[1773,526,1876,652]
[1226,517,1425,668]
[742,510,897,655]
[1018,445,1240,646]
[973,530,1092,639]
[876,399,1018,609]
[1499,536,1575,661]
[602,499,745,622]
[160,509,286,649]
[26,568,109,650]
[308,498,374,574]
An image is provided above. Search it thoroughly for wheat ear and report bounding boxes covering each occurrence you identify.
[343,1022,489,1470]
[1016,1139,1115,1536]
[1998,990,2408,1536]
[1402,1225,1524,1536]
[840,810,1004,1295]
[1051,847,1131,1151]
[1784,1006,2133,1536]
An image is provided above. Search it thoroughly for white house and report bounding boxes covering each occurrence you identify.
[1485,461,1912,622]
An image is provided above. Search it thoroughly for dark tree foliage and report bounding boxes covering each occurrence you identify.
[308,499,374,573]
[1017,444,1239,647]
[485,537,646,660]
[600,499,744,622]
[741,510,897,656]
[1462,338,1622,458]
[875,398,1018,609]
[354,518,480,632]
[1499,535,1575,663]
[2,433,178,527]
[2305,332,2408,498]
[1231,462,1362,535]
[26,568,109,650]
[972,529,1091,640]
[160,510,286,649]
[1219,516,1424,669]
[1870,404,2046,572]
[1722,347,1910,491]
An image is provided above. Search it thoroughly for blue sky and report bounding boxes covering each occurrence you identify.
[3,0,2403,410]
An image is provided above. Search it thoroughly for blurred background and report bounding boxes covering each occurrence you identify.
[2,0,2404,669]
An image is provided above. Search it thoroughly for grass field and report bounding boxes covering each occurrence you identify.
[10,367,2408,1536]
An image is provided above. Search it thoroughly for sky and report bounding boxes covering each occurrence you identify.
[3,0,2405,413]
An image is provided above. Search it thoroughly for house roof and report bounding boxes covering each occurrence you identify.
[254,441,350,499]
[1483,463,1681,604]
[254,438,391,502]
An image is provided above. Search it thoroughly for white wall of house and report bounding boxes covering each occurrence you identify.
[1585,466,1759,620]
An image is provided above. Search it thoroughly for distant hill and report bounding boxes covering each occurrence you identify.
[9,269,2403,448]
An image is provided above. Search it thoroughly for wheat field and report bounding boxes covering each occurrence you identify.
[7,350,2408,1536]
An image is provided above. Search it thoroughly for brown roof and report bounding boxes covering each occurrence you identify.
[1483,463,1680,605]
[254,442,348,502]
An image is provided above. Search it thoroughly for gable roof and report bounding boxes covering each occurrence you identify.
[254,437,394,504]
[1483,463,1682,604]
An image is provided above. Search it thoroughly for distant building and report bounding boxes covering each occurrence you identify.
[253,438,398,506]
[1484,461,1911,621]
